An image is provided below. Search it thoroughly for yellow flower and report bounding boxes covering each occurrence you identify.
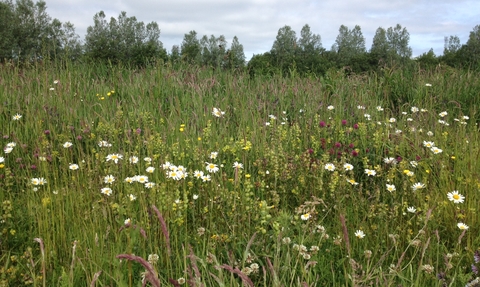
[0,164,4,169]
[198,137,202,141]
[245,174,251,178]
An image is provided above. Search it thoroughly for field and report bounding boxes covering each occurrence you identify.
[1,61,480,286]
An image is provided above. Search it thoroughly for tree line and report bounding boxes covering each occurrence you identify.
[1,0,479,75]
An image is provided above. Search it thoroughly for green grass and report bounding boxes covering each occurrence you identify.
[0,60,480,286]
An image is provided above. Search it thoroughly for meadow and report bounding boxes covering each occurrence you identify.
[0,61,480,286]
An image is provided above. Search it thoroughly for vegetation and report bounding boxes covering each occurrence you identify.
[0,59,480,286]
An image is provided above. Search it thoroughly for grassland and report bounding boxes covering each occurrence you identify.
[1,61,480,286]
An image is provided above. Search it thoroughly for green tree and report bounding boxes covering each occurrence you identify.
[463,25,480,68]
[386,24,412,59]
[224,36,245,69]
[332,25,366,66]
[370,27,389,62]
[271,25,297,72]
[85,11,166,65]
[181,30,201,64]
[0,0,15,60]
[296,24,326,76]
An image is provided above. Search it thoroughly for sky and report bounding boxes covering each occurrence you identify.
[43,0,479,60]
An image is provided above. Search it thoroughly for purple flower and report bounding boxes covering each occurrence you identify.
[474,250,480,263]
[44,130,51,135]
[319,121,326,127]
[472,264,479,275]
[353,123,359,129]
[334,142,342,148]
[341,120,347,126]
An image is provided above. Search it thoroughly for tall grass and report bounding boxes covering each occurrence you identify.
[0,60,479,286]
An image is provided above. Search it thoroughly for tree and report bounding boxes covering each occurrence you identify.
[181,30,201,64]
[386,24,412,59]
[0,1,15,60]
[463,25,480,68]
[332,25,366,66]
[297,24,322,54]
[224,36,245,69]
[370,27,389,61]
[85,11,166,65]
[271,25,297,70]
[295,24,325,76]
[444,35,461,54]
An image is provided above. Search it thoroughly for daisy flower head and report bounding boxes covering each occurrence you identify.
[129,156,139,164]
[212,107,225,118]
[423,141,435,148]
[146,166,155,173]
[167,170,181,180]
[101,187,112,196]
[327,105,334,110]
[0,157,4,163]
[411,182,425,191]
[411,106,419,113]
[233,161,244,169]
[106,153,123,164]
[325,163,335,172]
[135,175,149,184]
[365,169,376,176]
[4,147,13,153]
[144,157,152,163]
[205,162,219,173]
[430,147,443,154]
[343,163,354,171]
[104,175,115,184]
[201,174,211,182]
[125,177,135,184]
[145,182,156,188]
[354,230,365,239]
[389,118,396,123]
[63,142,73,148]
[69,164,79,170]
[300,213,311,221]
[447,190,465,204]
[457,222,469,230]
[439,111,448,118]
[376,106,384,111]
[346,178,359,185]
[12,114,22,120]
[210,151,218,159]
[407,206,417,213]
[128,194,136,201]
[193,170,204,179]
[386,184,396,192]
[124,218,131,225]
[383,157,398,165]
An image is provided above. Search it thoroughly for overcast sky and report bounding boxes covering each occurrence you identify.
[44,0,479,60]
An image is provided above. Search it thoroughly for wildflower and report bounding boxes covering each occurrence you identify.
[439,111,448,118]
[124,218,131,225]
[447,190,465,204]
[268,114,277,120]
[301,213,311,220]
[193,194,199,200]
[12,114,22,120]
[136,175,149,183]
[63,142,73,148]
[233,161,243,169]
[162,161,172,170]
[427,131,433,136]
[410,161,418,168]
[457,222,469,230]
[425,83,432,87]
[129,156,139,164]
[423,141,435,148]
[145,182,156,188]
[407,206,416,213]
[210,151,218,159]
[376,106,384,111]
[4,147,13,153]
[389,118,396,123]
[431,147,443,154]
[386,184,396,192]
[327,105,334,110]
[148,254,159,265]
[324,163,335,171]
[212,107,225,117]
[201,175,211,182]
[365,169,376,176]
[106,153,123,164]
[357,105,365,110]
[101,187,112,196]
[125,177,135,184]
[128,194,136,201]
[411,182,425,191]
[98,140,112,147]
[354,230,365,239]
[167,170,181,180]
[347,178,359,185]
[193,170,204,179]
[411,106,419,113]
[205,162,219,173]
[146,166,155,173]
[383,157,398,165]
[343,163,353,171]
[177,278,186,285]
[104,175,115,184]
[421,264,434,274]
[144,157,152,163]
[69,164,79,170]
[0,157,3,163]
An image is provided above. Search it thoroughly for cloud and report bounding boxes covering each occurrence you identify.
[44,0,479,59]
